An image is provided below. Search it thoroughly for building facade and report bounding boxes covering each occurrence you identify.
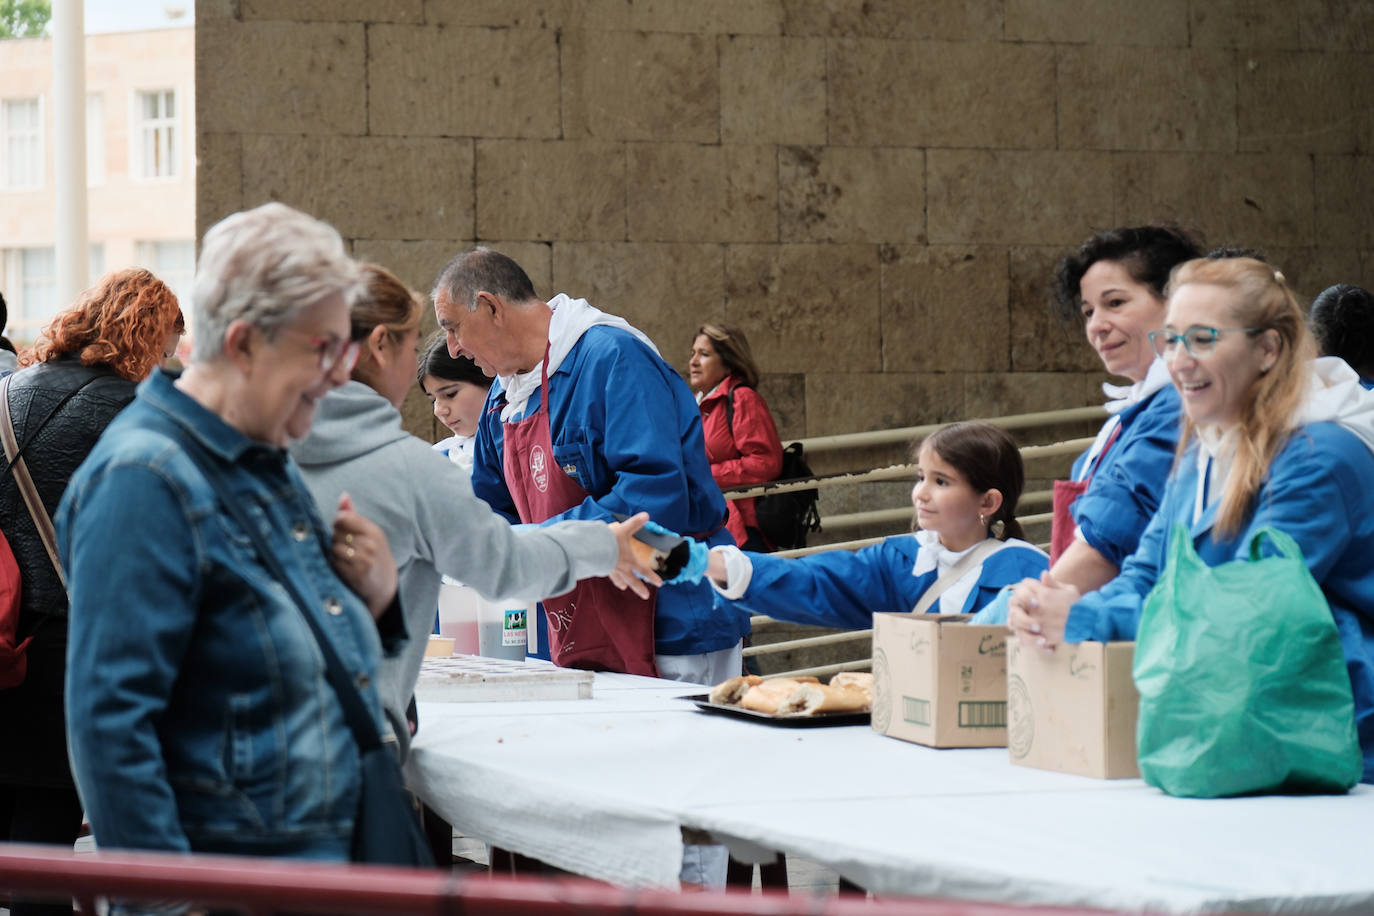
[1,25,194,343]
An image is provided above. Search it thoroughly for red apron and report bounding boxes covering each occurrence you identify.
[1049,420,1123,564]
[500,357,659,676]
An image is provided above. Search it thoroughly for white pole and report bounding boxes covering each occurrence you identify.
[52,0,88,309]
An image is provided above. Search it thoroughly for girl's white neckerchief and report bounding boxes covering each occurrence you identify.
[911,529,995,614]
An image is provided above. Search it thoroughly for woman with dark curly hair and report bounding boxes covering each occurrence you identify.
[1042,226,1203,588]
[0,267,182,916]
[981,226,1206,627]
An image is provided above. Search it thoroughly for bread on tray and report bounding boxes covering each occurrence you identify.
[708,672,871,717]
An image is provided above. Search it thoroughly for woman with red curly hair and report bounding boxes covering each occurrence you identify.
[0,267,181,915]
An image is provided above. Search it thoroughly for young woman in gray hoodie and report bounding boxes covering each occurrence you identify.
[290,263,657,759]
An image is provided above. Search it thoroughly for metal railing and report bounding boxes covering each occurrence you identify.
[724,406,1105,678]
[787,405,1107,454]
[0,842,1137,916]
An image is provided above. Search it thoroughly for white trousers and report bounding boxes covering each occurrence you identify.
[654,640,744,888]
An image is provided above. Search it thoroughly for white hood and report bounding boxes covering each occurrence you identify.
[1298,356,1374,457]
[498,293,658,421]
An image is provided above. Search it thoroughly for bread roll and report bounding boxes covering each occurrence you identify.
[708,674,762,705]
[737,676,817,714]
[829,671,874,692]
[778,683,871,716]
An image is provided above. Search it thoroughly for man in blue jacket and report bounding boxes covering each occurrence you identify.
[431,248,748,686]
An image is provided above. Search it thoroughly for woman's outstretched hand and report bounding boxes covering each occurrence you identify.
[331,492,399,619]
[607,511,662,598]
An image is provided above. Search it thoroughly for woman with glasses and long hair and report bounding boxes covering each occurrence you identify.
[1,268,182,916]
[1009,257,1374,784]
[291,264,659,760]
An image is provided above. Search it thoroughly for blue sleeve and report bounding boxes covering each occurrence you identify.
[470,389,519,523]
[1073,388,1181,568]
[1067,425,1364,643]
[718,538,921,629]
[1066,478,1179,642]
[546,339,723,534]
[1245,427,1359,582]
[60,463,200,853]
[961,545,1050,615]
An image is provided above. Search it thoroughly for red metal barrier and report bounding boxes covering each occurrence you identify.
[0,842,1145,916]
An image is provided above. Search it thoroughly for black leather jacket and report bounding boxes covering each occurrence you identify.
[1,358,135,635]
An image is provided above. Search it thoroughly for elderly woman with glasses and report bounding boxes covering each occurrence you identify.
[58,203,408,863]
[1009,257,1374,783]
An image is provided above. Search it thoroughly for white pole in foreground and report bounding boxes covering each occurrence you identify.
[53,0,88,309]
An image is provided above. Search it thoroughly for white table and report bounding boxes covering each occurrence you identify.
[406,671,1374,914]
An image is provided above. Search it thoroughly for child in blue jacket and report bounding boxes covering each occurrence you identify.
[703,422,1047,627]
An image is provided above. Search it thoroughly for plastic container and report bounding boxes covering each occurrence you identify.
[477,597,532,661]
[438,581,530,661]
[436,581,480,655]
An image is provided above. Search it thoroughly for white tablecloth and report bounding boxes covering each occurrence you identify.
[406,671,1374,913]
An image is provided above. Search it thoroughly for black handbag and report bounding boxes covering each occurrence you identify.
[183,441,433,868]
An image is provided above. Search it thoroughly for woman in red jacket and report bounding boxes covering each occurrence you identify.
[688,323,784,550]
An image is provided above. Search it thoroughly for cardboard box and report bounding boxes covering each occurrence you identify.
[424,636,455,657]
[871,613,1009,748]
[1006,639,1139,779]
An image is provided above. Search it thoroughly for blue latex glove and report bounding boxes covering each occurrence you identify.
[968,585,1013,625]
[640,519,675,538]
[636,519,710,585]
[665,539,710,586]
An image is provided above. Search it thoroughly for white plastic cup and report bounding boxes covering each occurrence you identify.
[436,582,481,655]
[477,597,532,661]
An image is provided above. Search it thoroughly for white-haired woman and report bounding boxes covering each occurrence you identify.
[1010,257,1374,784]
[58,203,406,862]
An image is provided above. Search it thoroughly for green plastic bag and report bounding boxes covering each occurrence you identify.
[1134,524,1363,797]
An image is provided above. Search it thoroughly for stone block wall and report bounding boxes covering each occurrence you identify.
[197,0,1374,452]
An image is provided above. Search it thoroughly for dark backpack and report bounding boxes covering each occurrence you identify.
[724,388,822,550]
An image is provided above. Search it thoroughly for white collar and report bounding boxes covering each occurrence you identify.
[911,529,981,577]
[1101,357,1172,415]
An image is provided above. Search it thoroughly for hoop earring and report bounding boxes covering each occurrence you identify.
[979,514,986,527]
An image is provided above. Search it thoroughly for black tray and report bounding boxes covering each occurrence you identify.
[681,694,870,728]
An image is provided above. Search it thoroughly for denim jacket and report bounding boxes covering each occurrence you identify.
[58,370,395,859]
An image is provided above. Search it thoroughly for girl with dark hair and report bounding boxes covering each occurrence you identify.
[701,422,1047,627]
[417,330,493,473]
[688,323,784,550]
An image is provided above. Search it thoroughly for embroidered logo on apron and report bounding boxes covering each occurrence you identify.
[529,444,549,492]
